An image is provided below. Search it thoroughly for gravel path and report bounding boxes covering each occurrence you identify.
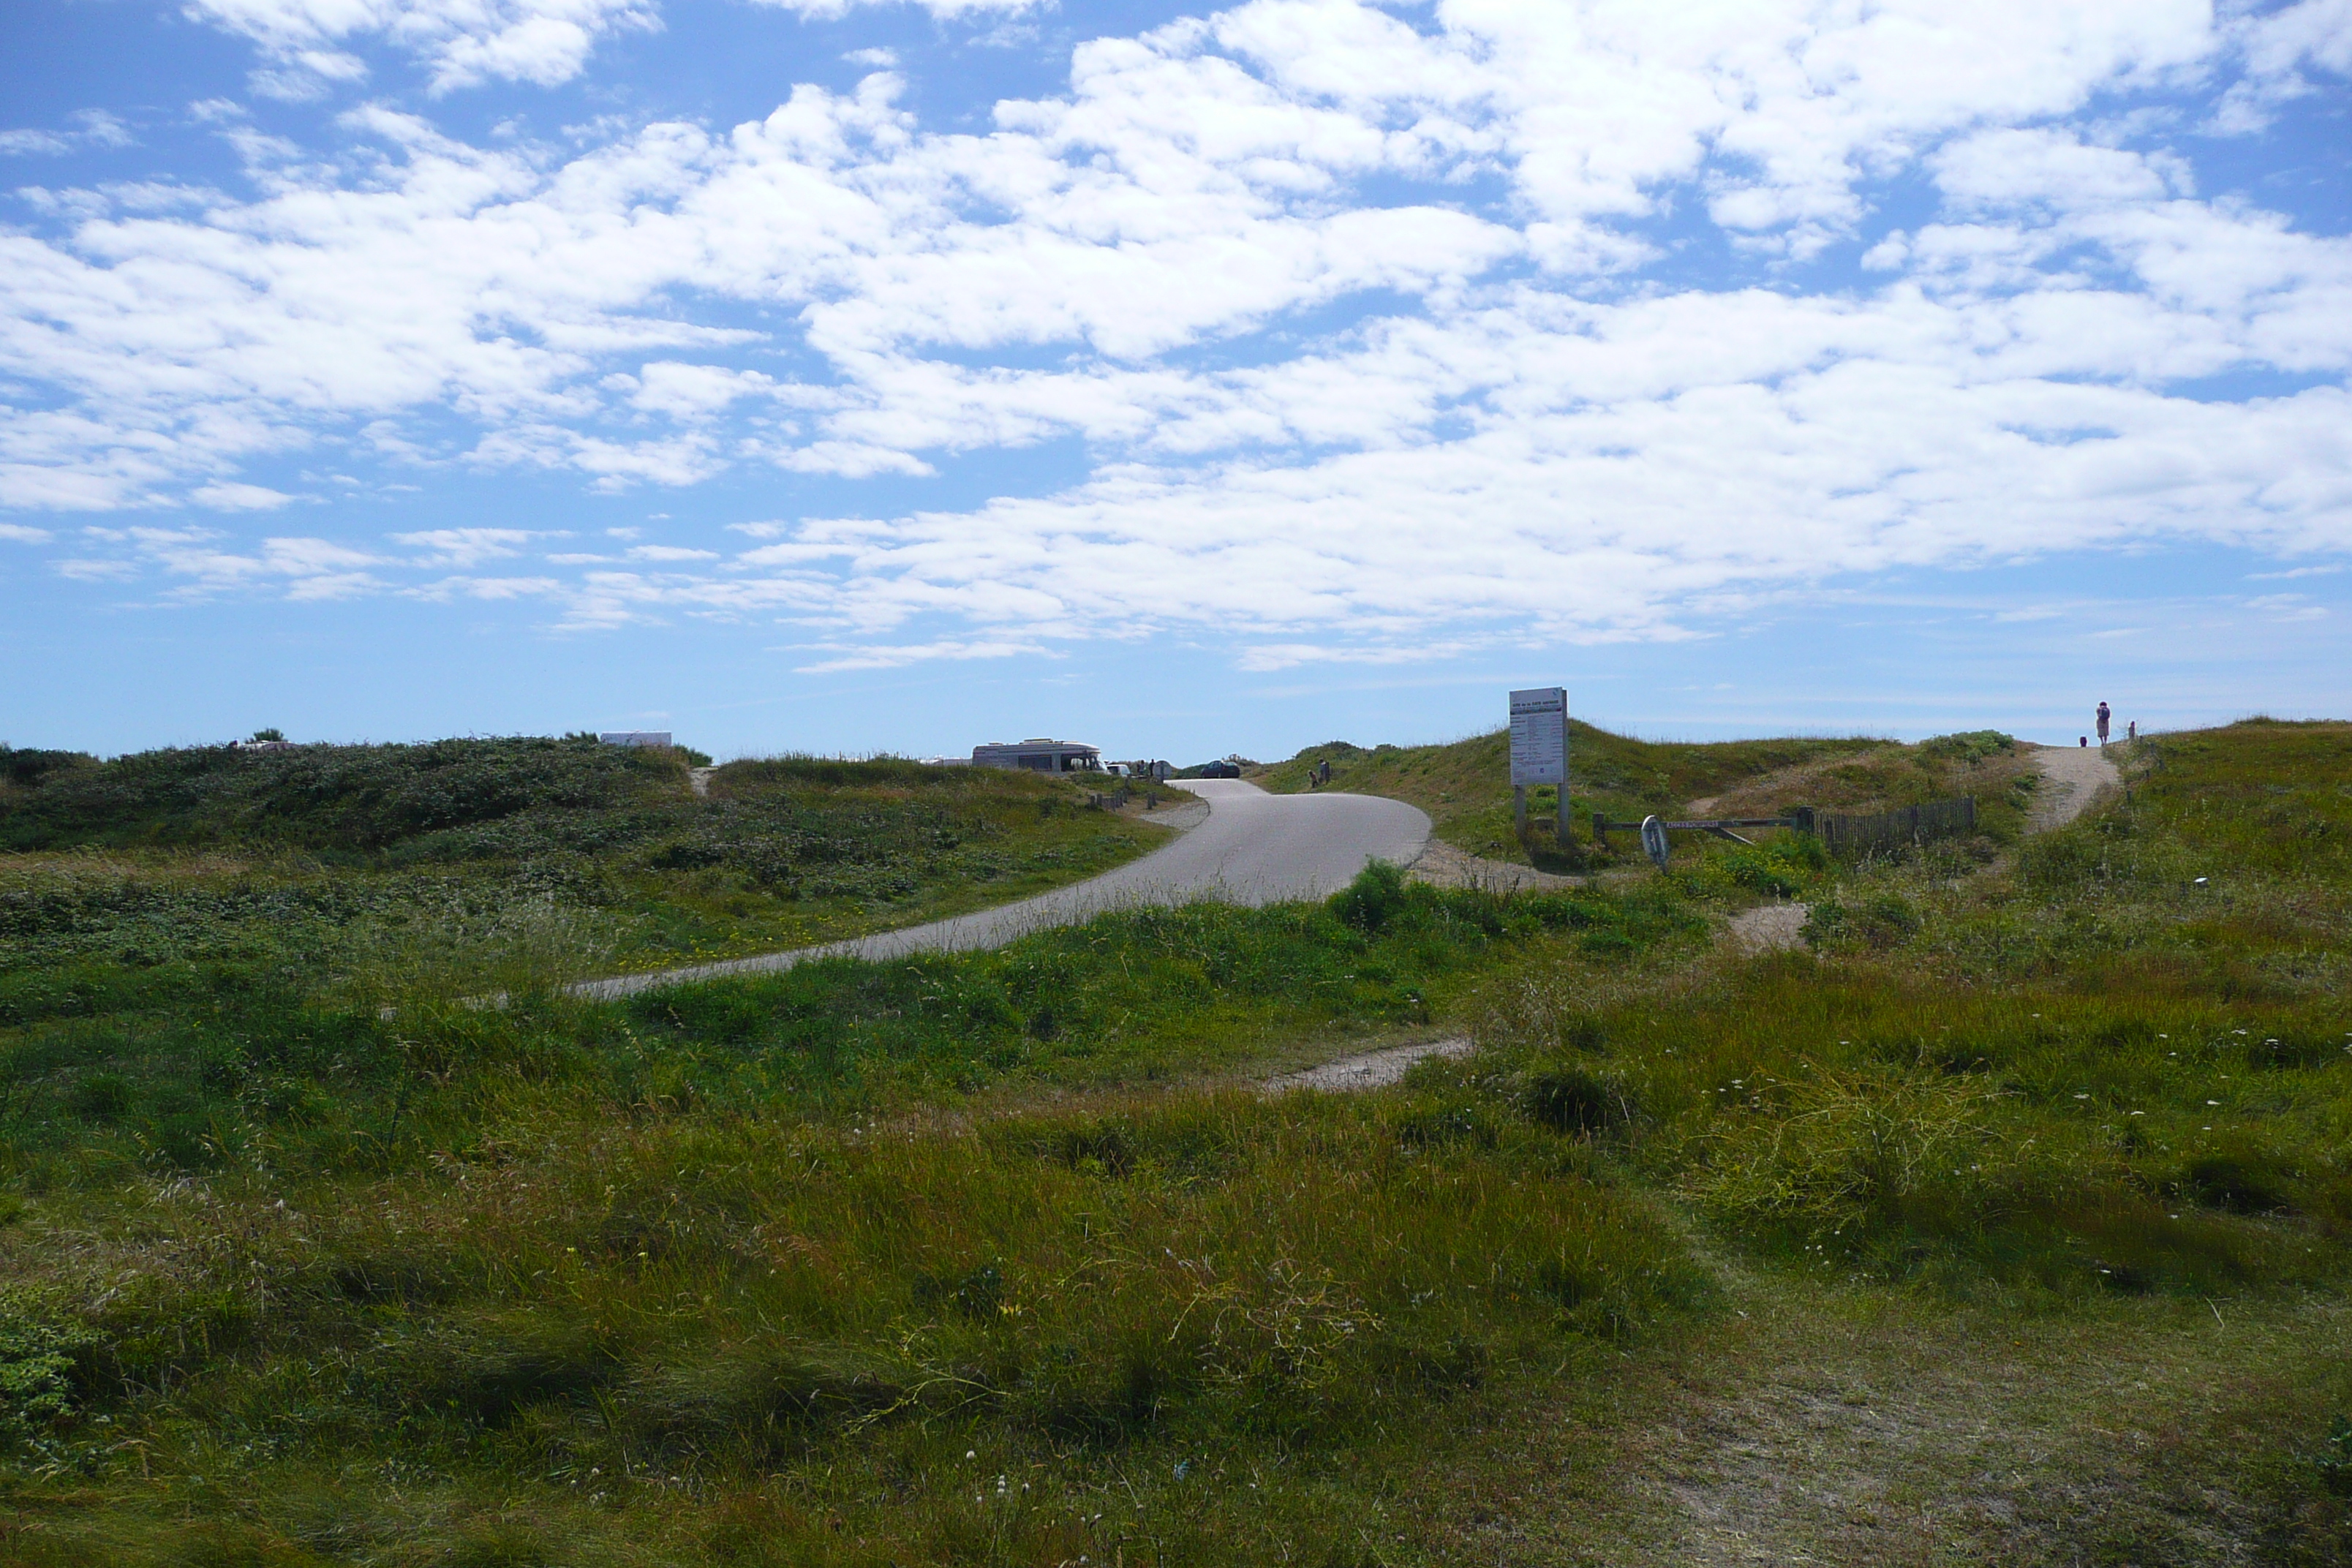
[573,779,1430,1000]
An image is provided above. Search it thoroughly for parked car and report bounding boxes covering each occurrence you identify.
[1195,760,1243,779]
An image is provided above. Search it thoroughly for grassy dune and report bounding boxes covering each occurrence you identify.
[1,720,2348,1565]
[0,741,1168,1011]
[1251,723,2037,870]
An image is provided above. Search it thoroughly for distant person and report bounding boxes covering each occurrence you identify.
[2096,701,2111,745]
[2127,720,2137,742]
[2080,736,2087,747]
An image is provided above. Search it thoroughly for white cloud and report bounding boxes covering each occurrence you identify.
[766,0,1039,18]
[410,573,562,599]
[53,526,388,599]
[4,0,2349,657]
[0,523,54,544]
[186,0,659,94]
[1235,641,1474,672]
[392,526,540,566]
[2246,562,2345,581]
[791,637,1048,674]
[191,481,297,510]
[1,110,135,157]
[1932,129,2185,212]
[2215,0,2352,132]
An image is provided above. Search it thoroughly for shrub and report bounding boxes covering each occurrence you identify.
[1523,1066,1630,1134]
[1328,860,1411,933]
[0,1289,100,1452]
[1917,730,2016,766]
[1802,892,1920,951]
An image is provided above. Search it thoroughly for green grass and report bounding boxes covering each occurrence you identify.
[0,740,1169,1007]
[3,720,2351,1564]
[0,1089,1706,1567]
[0,868,1719,1566]
[1249,723,2032,870]
[0,867,1711,1194]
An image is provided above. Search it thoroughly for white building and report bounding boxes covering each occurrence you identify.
[599,731,673,747]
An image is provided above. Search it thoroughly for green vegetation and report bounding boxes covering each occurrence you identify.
[0,868,1708,1194]
[1,719,2348,1564]
[1251,723,2033,871]
[0,739,1168,1003]
[0,826,1721,1564]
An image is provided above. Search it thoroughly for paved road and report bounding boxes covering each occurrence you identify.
[575,780,1431,1000]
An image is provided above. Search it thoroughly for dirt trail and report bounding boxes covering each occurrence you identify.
[1263,1036,1472,1093]
[1725,738,2122,957]
[2024,740,2121,831]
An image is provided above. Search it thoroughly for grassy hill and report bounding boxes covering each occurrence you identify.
[1251,722,2038,867]
[0,738,1168,1007]
[1,720,2348,1565]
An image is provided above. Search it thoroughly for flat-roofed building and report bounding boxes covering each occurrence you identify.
[971,738,1101,773]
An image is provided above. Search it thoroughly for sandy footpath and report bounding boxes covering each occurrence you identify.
[1727,739,2122,957]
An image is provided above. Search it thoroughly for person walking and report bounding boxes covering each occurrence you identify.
[2096,701,2111,746]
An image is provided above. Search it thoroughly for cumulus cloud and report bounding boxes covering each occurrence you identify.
[3,0,2349,649]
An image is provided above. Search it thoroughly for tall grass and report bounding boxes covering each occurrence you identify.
[1,1079,1703,1565]
[6,720,2351,1563]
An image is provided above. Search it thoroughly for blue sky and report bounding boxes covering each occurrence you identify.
[3,0,2348,763]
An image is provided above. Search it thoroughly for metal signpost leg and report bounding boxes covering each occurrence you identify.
[1513,785,1527,836]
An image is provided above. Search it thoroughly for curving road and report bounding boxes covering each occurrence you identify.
[575,779,1431,1000]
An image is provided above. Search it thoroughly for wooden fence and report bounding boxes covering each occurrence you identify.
[1814,796,1977,858]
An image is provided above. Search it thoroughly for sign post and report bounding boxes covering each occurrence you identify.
[1508,687,1570,848]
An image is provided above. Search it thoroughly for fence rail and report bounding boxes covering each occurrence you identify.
[1814,796,1976,858]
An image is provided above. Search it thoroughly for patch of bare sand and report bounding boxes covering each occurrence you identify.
[1725,902,1809,954]
[1409,837,1583,892]
[1262,1036,1472,1092]
[2024,742,2121,832]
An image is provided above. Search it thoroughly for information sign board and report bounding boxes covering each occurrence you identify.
[1508,687,1568,788]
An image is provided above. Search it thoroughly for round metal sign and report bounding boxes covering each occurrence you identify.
[1640,814,1670,870]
